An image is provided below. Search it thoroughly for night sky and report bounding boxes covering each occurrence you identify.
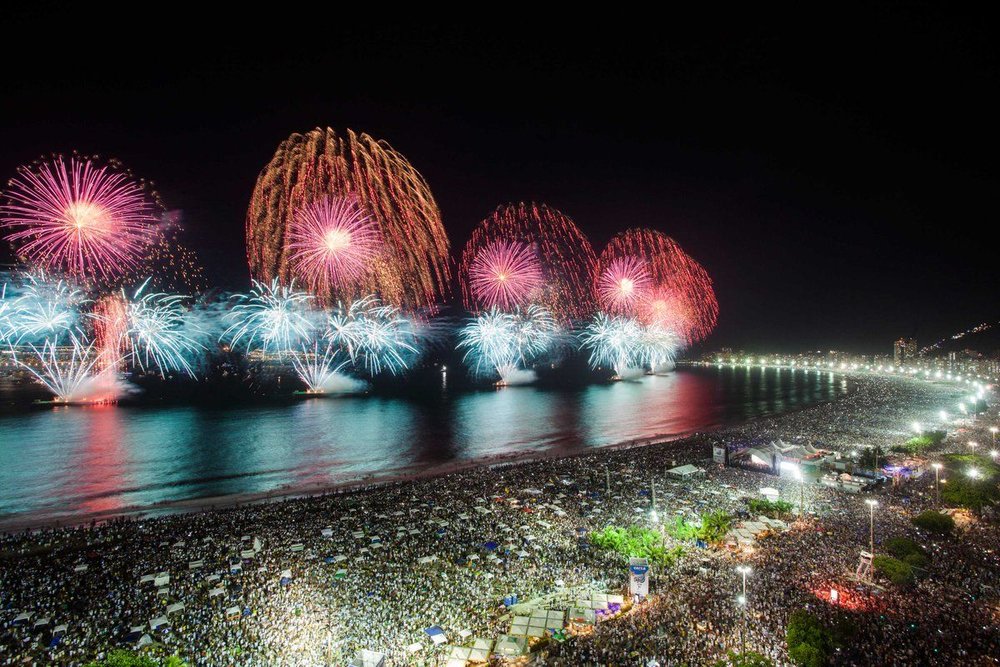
[1,10,995,354]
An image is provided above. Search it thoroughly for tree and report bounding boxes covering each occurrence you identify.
[911,510,954,534]
[873,555,915,586]
[697,510,733,543]
[714,650,775,667]
[786,610,834,667]
[85,651,158,667]
[885,536,928,568]
[747,498,794,518]
[85,652,186,667]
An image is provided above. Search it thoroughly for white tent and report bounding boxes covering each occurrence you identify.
[349,649,385,667]
[494,635,527,657]
[667,464,704,478]
[149,616,169,630]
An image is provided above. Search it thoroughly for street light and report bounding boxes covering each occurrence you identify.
[736,565,751,656]
[990,426,997,446]
[780,461,805,516]
[968,441,978,453]
[864,499,878,556]
[967,468,980,480]
[931,463,942,506]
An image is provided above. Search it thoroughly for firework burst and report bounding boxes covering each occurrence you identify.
[459,203,597,321]
[290,342,366,394]
[324,296,418,376]
[117,280,205,378]
[0,155,159,283]
[467,241,543,311]
[222,278,316,355]
[12,338,128,403]
[596,256,652,315]
[3,270,88,344]
[458,305,559,382]
[287,196,382,297]
[597,229,717,345]
[579,313,680,378]
[247,128,450,309]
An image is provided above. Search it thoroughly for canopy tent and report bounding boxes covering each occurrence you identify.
[423,625,448,645]
[667,464,705,479]
[493,635,528,657]
[348,649,385,667]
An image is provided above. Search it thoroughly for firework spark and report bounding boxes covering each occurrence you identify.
[247,128,450,309]
[119,280,205,378]
[324,296,418,376]
[222,278,316,355]
[2,270,87,344]
[287,196,383,297]
[458,305,559,382]
[291,342,366,394]
[459,203,597,321]
[12,338,129,403]
[579,313,679,378]
[0,155,159,283]
[467,240,543,311]
[596,256,652,315]
[597,229,717,345]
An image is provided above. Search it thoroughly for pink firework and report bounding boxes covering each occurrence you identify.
[286,196,382,297]
[0,155,158,283]
[643,288,695,338]
[596,256,651,314]
[468,241,543,310]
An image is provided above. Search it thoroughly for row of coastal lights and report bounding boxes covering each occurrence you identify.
[711,357,998,385]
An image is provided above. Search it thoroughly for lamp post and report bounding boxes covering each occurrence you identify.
[864,499,878,556]
[990,426,997,447]
[968,441,978,454]
[736,565,751,656]
[931,463,942,507]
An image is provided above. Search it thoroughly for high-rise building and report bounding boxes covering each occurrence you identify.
[893,338,917,366]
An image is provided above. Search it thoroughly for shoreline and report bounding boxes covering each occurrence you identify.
[0,370,862,534]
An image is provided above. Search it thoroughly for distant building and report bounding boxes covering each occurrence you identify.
[893,338,917,366]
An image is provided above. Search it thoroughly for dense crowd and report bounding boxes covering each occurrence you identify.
[1,374,997,666]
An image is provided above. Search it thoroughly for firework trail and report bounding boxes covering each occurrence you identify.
[458,305,559,384]
[247,128,451,309]
[324,296,419,376]
[12,338,131,403]
[221,278,316,355]
[1,270,88,344]
[597,228,717,345]
[291,342,367,394]
[92,294,129,374]
[0,155,160,284]
[596,256,652,315]
[466,240,544,311]
[459,203,597,322]
[579,313,680,379]
[115,280,205,378]
[287,196,383,297]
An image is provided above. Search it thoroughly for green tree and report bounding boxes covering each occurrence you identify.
[786,610,834,667]
[885,536,928,568]
[697,510,733,543]
[873,555,915,586]
[911,510,954,534]
[85,651,158,667]
[714,650,775,667]
[747,498,794,518]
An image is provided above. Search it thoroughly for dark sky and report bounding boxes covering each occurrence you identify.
[1,10,995,354]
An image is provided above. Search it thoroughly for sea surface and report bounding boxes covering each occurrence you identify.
[0,366,849,528]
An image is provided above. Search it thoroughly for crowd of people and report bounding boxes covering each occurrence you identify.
[1,374,997,666]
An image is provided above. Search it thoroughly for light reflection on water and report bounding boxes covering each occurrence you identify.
[0,366,846,526]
